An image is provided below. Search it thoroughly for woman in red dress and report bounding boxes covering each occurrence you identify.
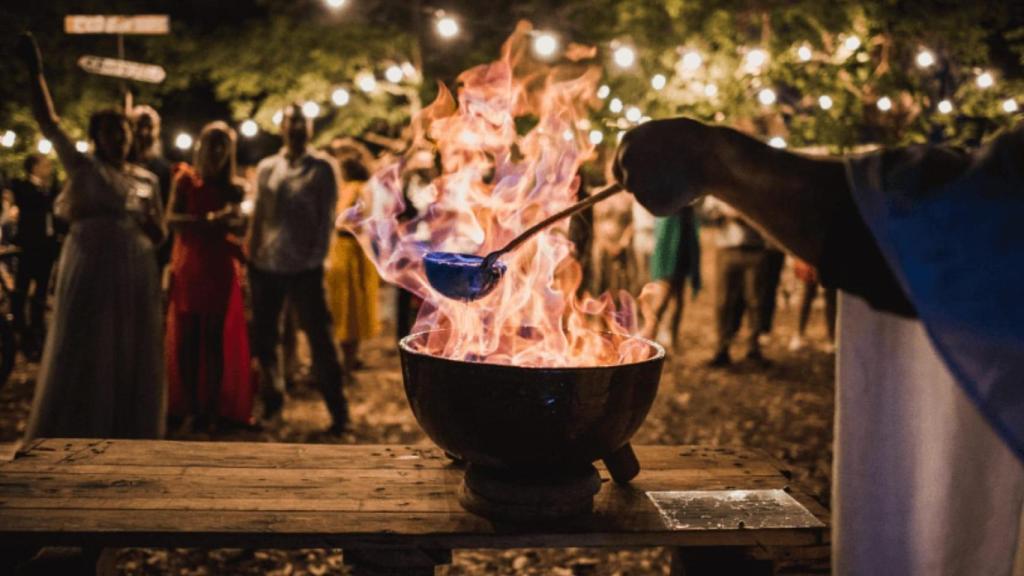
[165,121,253,431]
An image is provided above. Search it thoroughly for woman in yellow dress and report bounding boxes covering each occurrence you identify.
[325,142,378,374]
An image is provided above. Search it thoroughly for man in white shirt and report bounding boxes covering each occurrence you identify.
[615,118,1024,575]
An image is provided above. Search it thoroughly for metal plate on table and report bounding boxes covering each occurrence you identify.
[646,489,824,530]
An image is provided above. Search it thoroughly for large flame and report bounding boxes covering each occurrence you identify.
[347,21,649,367]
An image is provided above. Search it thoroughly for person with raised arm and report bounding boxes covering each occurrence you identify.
[615,116,1024,576]
[17,32,166,439]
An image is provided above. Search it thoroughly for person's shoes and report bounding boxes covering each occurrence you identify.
[707,351,731,368]
[261,395,284,425]
[788,335,805,351]
[325,420,348,437]
[745,349,772,367]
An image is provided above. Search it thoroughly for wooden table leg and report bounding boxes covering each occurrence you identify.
[670,547,774,576]
[344,548,452,576]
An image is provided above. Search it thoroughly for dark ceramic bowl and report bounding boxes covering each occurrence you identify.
[399,331,665,477]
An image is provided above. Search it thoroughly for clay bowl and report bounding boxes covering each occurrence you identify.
[399,330,665,480]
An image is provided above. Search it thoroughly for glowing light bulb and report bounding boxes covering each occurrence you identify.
[240,119,259,138]
[272,110,283,126]
[588,130,604,145]
[844,35,862,52]
[436,16,459,39]
[768,136,787,149]
[37,138,53,154]
[1004,99,1019,114]
[937,99,953,114]
[745,49,767,70]
[797,45,813,62]
[174,133,193,151]
[651,74,666,90]
[609,98,623,114]
[876,96,893,112]
[533,32,558,59]
[915,49,935,69]
[625,106,642,123]
[681,50,702,71]
[976,72,994,89]
[75,140,88,153]
[597,85,610,99]
[332,88,350,106]
[704,83,719,97]
[385,65,403,83]
[616,130,626,143]
[1,130,15,148]
[818,95,833,110]
[401,62,417,79]
[613,46,635,69]
[357,72,377,93]
[562,129,574,142]
[758,88,777,106]
[302,101,320,119]
[324,0,346,8]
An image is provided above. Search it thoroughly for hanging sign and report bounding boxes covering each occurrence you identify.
[64,15,170,35]
[78,55,166,84]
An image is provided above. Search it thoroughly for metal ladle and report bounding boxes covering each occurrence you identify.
[424,183,623,301]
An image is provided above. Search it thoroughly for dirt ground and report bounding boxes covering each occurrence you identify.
[0,237,836,575]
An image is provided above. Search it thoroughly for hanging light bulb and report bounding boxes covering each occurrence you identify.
[937,99,953,114]
[324,0,346,8]
[744,48,768,71]
[588,130,604,145]
[597,85,611,99]
[1,130,16,148]
[272,110,283,126]
[37,138,53,154]
[758,88,777,106]
[532,32,559,59]
[75,140,89,153]
[818,95,833,110]
[385,65,404,83]
[651,74,666,90]
[357,72,377,93]
[915,49,935,69]
[332,88,350,106]
[613,45,635,69]
[625,106,642,123]
[681,50,702,71]
[1004,99,1019,114]
[843,35,862,52]
[876,96,893,111]
[768,136,787,149]
[302,101,320,119]
[174,133,193,151]
[436,15,459,39]
[240,119,259,138]
[703,83,719,98]
[797,45,813,62]
[609,98,623,113]
[976,71,994,89]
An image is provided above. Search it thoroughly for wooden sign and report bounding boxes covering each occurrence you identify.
[64,15,170,35]
[78,55,166,84]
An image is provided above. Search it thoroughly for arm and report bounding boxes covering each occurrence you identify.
[17,33,78,168]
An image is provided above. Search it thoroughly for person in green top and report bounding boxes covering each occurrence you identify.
[642,205,701,349]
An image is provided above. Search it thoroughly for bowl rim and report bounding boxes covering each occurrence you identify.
[398,328,666,371]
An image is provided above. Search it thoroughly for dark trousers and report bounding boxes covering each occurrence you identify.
[756,249,786,334]
[249,265,347,427]
[13,250,55,349]
[798,281,838,341]
[715,247,765,355]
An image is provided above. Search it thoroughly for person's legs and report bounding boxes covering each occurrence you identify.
[713,248,743,365]
[824,287,838,342]
[669,282,686,350]
[340,340,360,375]
[290,267,348,432]
[248,266,288,420]
[203,313,225,430]
[176,313,201,424]
[742,251,768,361]
[28,255,54,346]
[12,253,32,340]
[641,280,671,341]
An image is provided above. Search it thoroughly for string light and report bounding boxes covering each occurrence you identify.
[1004,99,1020,114]
[37,138,52,154]
[332,88,350,106]
[613,46,636,69]
[616,130,626,143]
[937,99,953,114]
[915,49,935,69]
[0,130,15,148]
[597,85,610,99]
[976,71,994,89]
[797,44,813,62]
[818,95,833,110]
[174,133,193,151]
[436,15,459,39]
[323,0,346,8]
[561,129,574,141]
[385,65,404,83]
[651,74,666,90]
[625,106,642,122]
[240,119,259,138]
[588,130,604,145]
[75,140,89,152]
[681,50,702,71]
[768,136,787,149]
[357,72,377,93]
[758,88,777,106]
[704,83,718,97]
[532,32,559,59]
[400,62,417,80]
[843,35,862,52]
[876,96,893,111]
[744,48,768,71]
[272,110,283,126]
[609,97,623,113]
[302,101,320,119]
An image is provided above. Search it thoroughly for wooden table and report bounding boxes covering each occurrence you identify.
[0,439,829,575]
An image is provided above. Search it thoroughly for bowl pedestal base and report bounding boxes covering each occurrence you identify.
[458,463,602,522]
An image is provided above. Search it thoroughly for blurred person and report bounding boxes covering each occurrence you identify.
[593,189,635,295]
[247,103,348,434]
[787,259,837,353]
[756,245,786,342]
[129,105,173,273]
[615,116,1024,576]
[19,33,166,439]
[395,148,435,341]
[325,140,379,374]
[568,174,594,297]
[704,198,770,367]
[164,122,254,432]
[641,206,701,349]
[10,153,63,359]
[631,201,656,291]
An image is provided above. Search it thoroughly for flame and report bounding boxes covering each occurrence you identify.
[346,22,649,367]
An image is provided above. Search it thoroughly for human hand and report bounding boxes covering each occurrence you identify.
[17,32,42,74]
[613,117,731,216]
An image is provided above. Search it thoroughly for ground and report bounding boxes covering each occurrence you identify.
[0,238,836,575]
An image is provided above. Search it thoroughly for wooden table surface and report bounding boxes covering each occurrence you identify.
[0,439,829,552]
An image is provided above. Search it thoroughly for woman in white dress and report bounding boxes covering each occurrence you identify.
[19,33,166,439]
